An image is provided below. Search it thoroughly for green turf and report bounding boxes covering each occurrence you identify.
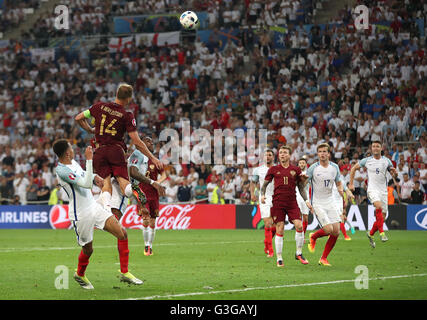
[0,229,426,300]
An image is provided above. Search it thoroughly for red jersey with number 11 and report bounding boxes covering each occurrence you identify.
[264,163,302,205]
[89,102,137,152]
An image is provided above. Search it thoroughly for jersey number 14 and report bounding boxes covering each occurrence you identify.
[99,114,117,136]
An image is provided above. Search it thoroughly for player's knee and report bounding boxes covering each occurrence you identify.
[83,245,93,256]
[121,227,128,239]
[117,231,126,241]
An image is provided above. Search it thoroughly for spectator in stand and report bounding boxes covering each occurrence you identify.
[37,178,50,205]
[177,177,192,202]
[194,178,208,202]
[411,181,424,204]
[400,173,415,203]
[13,171,30,205]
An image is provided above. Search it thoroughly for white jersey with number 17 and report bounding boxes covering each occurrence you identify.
[307,161,341,204]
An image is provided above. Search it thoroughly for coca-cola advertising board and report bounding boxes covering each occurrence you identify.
[120,204,236,230]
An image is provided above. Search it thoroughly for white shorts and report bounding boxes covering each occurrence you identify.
[296,192,309,215]
[367,190,388,214]
[71,203,113,246]
[259,203,272,219]
[111,179,128,214]
[312,201,341,227]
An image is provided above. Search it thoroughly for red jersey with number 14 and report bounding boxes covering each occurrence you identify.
[89,101,137,152]
[264,163,302,206]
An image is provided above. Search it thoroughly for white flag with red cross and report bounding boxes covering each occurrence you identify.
[108,36,134,53]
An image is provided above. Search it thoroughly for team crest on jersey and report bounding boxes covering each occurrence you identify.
[68,174,76,180]
[132,119,136,127]
[290,170,296,176]
[132,158,138,164]
[149,164,155,170]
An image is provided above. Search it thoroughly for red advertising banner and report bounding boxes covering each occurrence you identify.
[120,204,236,230]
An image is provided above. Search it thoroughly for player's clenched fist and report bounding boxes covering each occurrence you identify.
[85,146,93,160]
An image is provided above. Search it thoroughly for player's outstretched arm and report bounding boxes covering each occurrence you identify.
[260,180,270,204]
[75,111,95,134]
[57,147,94,189]
[298,181,313,211]
[129,166,166,197]
[128,131,163,170]
[348,162,360,191]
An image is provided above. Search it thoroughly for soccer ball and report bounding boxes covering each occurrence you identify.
[180,11,199,30]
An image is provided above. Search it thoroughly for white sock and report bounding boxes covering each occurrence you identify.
[275,234,283,261]
[100,192,111,209]
[148,227,156,248]
[295,230,304,255]
[124,183,133,198]
[142,225,150,246]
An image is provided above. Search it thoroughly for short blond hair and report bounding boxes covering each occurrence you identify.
[116,83,133,100]
[317,143,330,152]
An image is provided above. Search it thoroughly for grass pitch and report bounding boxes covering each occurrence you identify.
[0,229,426,300]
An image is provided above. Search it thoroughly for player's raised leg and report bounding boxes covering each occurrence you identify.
[319,223,340,266]
[308,206,329,253]
[116,175,147,214]
[103,215,143,285]
[74,241,94,290]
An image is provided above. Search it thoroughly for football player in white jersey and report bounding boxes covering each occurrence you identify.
[251,149,276,257]
[53,139,143,289]
[296,157,310,236]
[349,141,397,247]
[306,143,345,266]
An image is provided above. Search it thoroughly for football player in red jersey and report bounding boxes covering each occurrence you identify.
[130,136,167,256]
[75,83,163,213]
[261,145,312,267]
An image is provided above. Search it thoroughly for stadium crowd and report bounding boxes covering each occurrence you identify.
[0,0,426,206]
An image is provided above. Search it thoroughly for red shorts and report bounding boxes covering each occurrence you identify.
[270,201,301,224]
[144,199,159,219]
[93,144,129,180]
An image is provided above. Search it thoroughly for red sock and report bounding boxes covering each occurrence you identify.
[340,222,348,237]
[264,227,272,250]
[321,235,338,259]
[118,239,129,274]
[370,221,378,236]
[77,250,90,277]
[303,220,308,234]
[376,209,384,233]
[312,228,327,240]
